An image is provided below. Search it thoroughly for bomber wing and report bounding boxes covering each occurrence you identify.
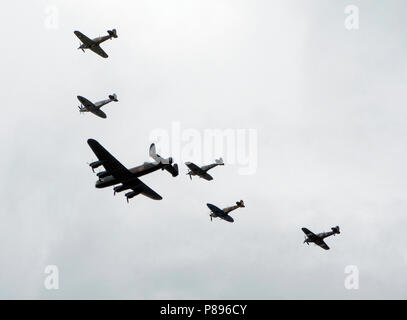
[87,139,132,181]
[132,182,162,200]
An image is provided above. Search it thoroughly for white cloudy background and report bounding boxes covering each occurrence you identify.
[0,0,406,299]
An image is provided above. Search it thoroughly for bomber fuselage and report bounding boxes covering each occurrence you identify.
[95,162,165,188]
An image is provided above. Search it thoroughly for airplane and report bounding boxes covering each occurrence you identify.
[74,29,118,58]
[87,139,179,202]
[185,158,224,181]
[302,226,340,250]
[77,94,118,119]
[206,200,245,223]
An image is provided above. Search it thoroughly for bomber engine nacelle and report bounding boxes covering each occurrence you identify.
[125,190,142,203]
[114,185,130,195]
[89,160,104,172]
[97,171,110,179]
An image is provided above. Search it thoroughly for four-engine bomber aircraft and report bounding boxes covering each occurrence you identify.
[77,94,118,119]
[302,226,340,250]
[206,200,245,223]
[185,158,224,181]
[87,139,179,202]
[74,29,118,58]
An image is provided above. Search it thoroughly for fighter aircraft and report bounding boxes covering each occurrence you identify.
[74,29,118,58]
[77,94,118,119]
[206,200,245,223]
[302,226,340,250]
[87,139,179,202]
[185,158,224,181]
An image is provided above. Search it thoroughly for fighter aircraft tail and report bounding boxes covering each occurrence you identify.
[109,94,118,102]
[331,226,340,234]
[236,200,245,208]
[215,158,224,165]
[107,29,118,38]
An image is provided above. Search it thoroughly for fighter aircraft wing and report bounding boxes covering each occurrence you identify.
[87,139,132,180]
[91,109,107,119]
[207,203,225,216]
[74,31,95,46]
[186,162,203,173]
[314,239,330,250]
[301,227,317,238]
[200,173,213,181]
[90,45,108,58]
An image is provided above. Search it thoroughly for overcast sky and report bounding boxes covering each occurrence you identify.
[0,0,406,299]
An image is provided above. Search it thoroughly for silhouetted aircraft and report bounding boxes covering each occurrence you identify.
[302,226,340,250]
[185,158,224,181]
[74,29,117,58]
[87,139,178,202]
[206,200,245,223]
[77,94,118,119]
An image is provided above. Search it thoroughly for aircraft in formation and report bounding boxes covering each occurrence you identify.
[206,200,245,223]
[77,94,118,119]
[302,226,340,250]
[74,29,118,58]
[87,139,178,202]
[185,158,224,181]
[75,28,342,250]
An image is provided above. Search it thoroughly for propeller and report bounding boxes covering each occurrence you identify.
[87,162,95,173]
[78,42,84,52]
[304,236,309,245]
[210,215,212,221]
